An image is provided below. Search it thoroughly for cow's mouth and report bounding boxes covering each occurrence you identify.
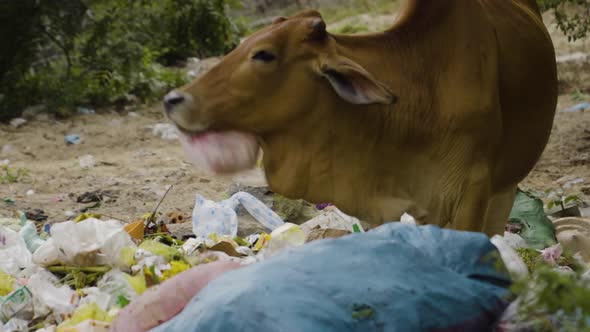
[174,123,260,174]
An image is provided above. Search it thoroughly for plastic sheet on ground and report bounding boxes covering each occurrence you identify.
[150,223,512,332]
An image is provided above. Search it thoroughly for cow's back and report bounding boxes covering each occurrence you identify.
[481,0,557,191]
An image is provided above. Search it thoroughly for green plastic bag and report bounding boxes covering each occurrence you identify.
[508,190,557,249]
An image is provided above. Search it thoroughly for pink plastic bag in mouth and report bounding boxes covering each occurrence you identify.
[178,130,259,174]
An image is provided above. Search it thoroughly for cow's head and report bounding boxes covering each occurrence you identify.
[163,10,396,174]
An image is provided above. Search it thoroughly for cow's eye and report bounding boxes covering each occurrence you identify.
[252,50,276,63]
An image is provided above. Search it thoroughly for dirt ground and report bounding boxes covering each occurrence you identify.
[1,11,589,225]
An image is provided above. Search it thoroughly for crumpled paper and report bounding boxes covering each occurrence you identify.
[192,192,284,238]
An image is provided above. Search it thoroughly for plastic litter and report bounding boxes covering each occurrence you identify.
[9,118,27,129]
[76,287,111,313]
[0,270,15,296]
[124,220,145,241]
[501,231,528,249]
[0,286,33,323]
[305,228,350,243]
[3,198,15,205]
[79,155,96,169]
[192,192,284,238]
[131,249,170,278]
[27,269,77,319]
[560,102,590,113]
[0,219,22,233]
[257,223,306,259]
[56,302,114,332]
[111,259,241,332]
[508,189,557,249]
[0,227,33,275]
[19,220,45,253]
[25,189,34,196]
[93,269,143,309]
[76,107,96,115]
[208,241,242,257]
[538,243,563,265]
[180,238,202,255]
[400,213,417,225]
[152,223,511,332]
[32,219,136,269]
[137,240,178,262]
[24,209,47,222]
[150,123,179,140]
[553,217,590,263]
[299,206,364,235]
[64,135,81,145]
[490,235,529,280]
[2,317,29,332]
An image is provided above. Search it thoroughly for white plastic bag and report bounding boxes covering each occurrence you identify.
[95,270,140,310]
[192,192,284,238]
[300,206,365,235]
[490,235,529,280]
[258,223,306,260]
[32,219,135,268]
[27,268,77,319]
[0,227,33,275]
[19,221,45,253]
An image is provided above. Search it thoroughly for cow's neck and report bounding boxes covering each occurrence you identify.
[260,2,459,223]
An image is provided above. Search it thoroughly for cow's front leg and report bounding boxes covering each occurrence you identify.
[451,164,492,233]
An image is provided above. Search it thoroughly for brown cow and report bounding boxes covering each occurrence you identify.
[163,0,557,235]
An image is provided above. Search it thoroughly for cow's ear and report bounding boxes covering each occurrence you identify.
[317,57,397,105]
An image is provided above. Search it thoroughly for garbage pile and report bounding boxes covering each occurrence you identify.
[0,191,364,331]
[0,188,589,331]
[492,190,590,331]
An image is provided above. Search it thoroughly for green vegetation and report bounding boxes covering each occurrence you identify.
[322,0,399,24]
[0,165,30,184]
[511,265,590,331]
[333,23,370,34]
[538,0,590,41]
[0,0,245,121]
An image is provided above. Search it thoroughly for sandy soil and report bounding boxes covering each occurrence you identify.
[1,11,589,226]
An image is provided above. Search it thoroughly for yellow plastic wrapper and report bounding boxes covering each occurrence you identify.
[57,302,115,332]
[161,261,191,281]
[73,213,102,223]
[119,246,137,268]
[0,270,15,296]
[254,233,272,251]
[138,240,180,262]
[125,273,147,295]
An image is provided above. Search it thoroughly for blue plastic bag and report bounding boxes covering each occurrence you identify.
[151,223,512,332]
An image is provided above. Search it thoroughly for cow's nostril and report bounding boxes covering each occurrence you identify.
[163,92,186,112]
[166,96,185,105]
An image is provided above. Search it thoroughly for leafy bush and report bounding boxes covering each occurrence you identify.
[0,0,243,121]
[538,0,590,41]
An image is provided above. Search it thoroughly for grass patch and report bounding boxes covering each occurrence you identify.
[0,165,30,184]
[322,0,400,23]
[333,22,370,34]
